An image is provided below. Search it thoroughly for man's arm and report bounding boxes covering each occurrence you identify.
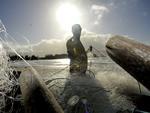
[66,40,72,59]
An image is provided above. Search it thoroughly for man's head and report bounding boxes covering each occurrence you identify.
[72,24,82,38]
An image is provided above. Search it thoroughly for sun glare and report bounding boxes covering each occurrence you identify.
[56,3,81,31]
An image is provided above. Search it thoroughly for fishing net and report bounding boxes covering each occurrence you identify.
[0,20,24,113]
[0,19,67,113]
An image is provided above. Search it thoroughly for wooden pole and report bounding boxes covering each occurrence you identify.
[19,69,64,113]
[106,35,150,90]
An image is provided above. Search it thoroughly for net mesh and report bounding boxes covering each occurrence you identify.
[0,20,22,113]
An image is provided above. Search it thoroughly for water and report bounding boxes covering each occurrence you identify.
[10,57,150,113]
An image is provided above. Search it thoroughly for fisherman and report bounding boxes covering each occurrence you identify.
[66,24,87,74]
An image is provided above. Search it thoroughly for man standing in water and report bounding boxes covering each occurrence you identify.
[66,24,87,75]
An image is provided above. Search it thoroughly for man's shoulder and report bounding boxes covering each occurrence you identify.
[67,37,73,44]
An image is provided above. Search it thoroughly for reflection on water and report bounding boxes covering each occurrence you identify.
[10,58,70,68]
[10,57,112,68]
[59,58,70,65]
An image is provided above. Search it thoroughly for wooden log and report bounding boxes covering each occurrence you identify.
[106,35,150,90]
[19,68,64,113]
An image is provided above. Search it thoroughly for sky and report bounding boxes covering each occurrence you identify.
[0,0,150,55]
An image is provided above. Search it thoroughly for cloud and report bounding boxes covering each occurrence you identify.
[81,30,111,48]
[91,5,109,25]
[32,39,66,56]
[91,5,109,14]
[13,31,112,57]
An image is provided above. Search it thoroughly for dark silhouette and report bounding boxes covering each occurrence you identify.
[66,24,87,74]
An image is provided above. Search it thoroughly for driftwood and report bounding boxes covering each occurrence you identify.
[19,68,64,113]
[106,35,150,90]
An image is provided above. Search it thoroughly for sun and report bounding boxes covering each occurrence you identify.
[56,3,81,31]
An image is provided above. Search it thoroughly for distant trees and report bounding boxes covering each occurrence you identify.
[24,55,30,60]
[9,55,22,61]
[40,54,68,59]
[9,54,68,61]
[31,55,38,60]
